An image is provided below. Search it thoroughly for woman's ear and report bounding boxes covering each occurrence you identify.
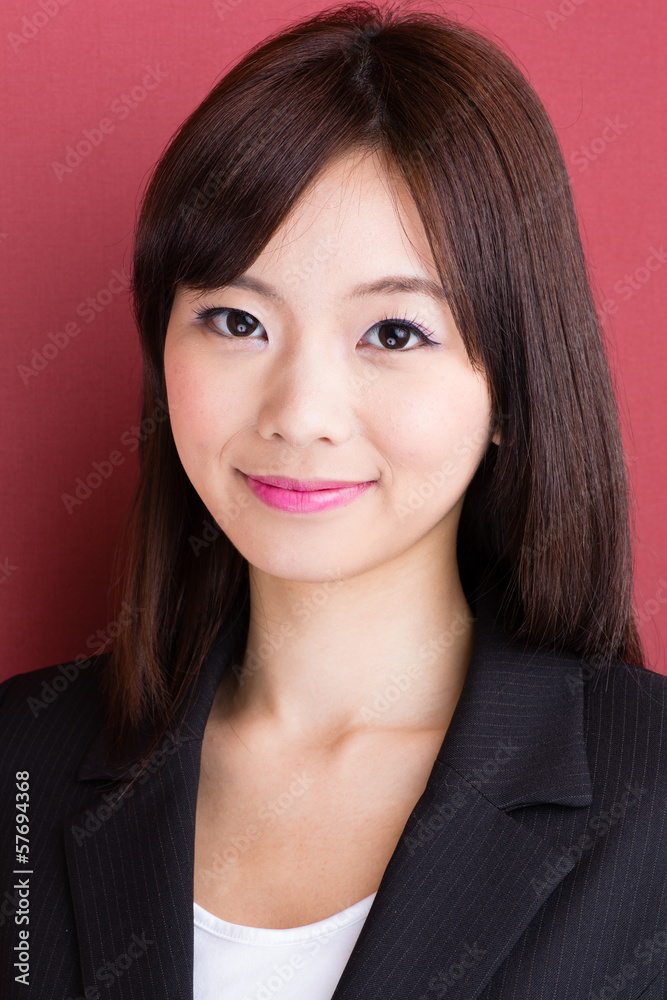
[491,425,501,446]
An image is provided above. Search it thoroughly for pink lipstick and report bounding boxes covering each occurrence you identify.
[242,473,376,513]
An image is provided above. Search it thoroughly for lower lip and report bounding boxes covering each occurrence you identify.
[243,475,375,513]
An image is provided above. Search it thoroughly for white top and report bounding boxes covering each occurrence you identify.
[193,892,377,1000]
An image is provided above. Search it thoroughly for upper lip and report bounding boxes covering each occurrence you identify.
[243,473,373,492]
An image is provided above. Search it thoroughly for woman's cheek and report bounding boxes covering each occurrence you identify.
[166,363,224,452]
[380,386,491,510]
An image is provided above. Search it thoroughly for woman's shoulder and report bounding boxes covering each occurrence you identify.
[0,652,107,709]
[0,655,108,779]
[581,657,667,814]
[584,656,667,740]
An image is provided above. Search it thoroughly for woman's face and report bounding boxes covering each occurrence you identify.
[164,149,498,583]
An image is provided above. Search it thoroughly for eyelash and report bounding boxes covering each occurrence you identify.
[192,306,439,350]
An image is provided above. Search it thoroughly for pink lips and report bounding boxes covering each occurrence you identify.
[243,473,376,513]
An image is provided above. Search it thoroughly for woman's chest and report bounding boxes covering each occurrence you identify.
[193,727,444,929]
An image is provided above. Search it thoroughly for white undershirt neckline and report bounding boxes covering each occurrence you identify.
[193,892,378,1000]
[193,889,377,942]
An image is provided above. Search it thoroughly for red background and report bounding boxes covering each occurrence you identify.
[1,0,666,678]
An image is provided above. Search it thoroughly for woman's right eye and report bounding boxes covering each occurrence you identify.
[193,306,266,339]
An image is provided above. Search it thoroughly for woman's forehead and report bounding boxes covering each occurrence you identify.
[250,149,434,272]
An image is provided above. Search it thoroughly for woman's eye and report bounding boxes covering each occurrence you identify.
[194,307,436,350]
[363,320,434,351]
[195,307,266,339]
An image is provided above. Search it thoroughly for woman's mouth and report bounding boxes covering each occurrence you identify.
[241,473,376,513]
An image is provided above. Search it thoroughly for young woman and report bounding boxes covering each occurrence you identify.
[2,3,666,999]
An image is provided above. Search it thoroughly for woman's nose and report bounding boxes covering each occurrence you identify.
[255,340,355,449]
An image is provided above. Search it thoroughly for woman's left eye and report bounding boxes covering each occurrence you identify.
[363,318,437,351]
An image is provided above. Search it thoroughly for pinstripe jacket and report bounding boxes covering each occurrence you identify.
[1,585,667,1000]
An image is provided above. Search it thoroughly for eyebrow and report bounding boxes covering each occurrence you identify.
[225,274,450,304]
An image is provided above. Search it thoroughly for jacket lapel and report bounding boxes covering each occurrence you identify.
[64,613,248,1000]
[330,582,594,998]
[65,583,593,1000]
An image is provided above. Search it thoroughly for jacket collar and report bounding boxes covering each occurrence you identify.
[438,579,593,810]
[77,581,593,807]
[67,580,594,1000]
[76,607,250,782]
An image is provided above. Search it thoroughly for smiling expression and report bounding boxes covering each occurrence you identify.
[164,148,498,583]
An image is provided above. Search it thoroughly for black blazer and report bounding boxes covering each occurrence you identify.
[2,586,667,1000]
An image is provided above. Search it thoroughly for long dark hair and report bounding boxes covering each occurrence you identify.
[103,0,645,761]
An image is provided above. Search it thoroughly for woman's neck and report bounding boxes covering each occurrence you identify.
[212,540,475,748]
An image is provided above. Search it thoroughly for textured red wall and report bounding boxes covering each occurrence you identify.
[1,0,665,676]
